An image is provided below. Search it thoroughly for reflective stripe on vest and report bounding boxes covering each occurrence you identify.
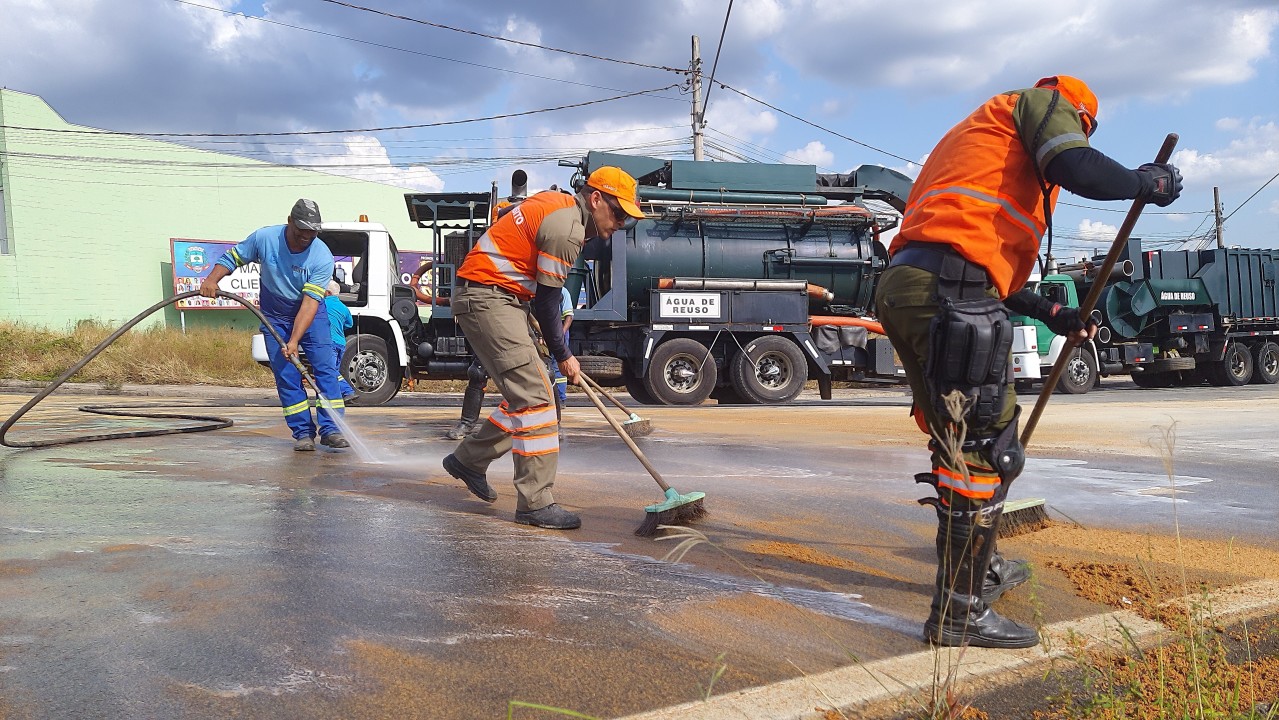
[475,230,538,295]
[904,185,1045,245]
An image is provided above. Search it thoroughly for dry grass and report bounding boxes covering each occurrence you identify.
[0,320,275,388]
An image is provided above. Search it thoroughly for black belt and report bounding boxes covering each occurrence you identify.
[888,242,990,300]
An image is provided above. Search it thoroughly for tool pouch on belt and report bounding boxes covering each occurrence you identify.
[926,296,1013,428]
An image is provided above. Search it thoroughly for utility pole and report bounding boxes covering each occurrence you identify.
[690,35,704,161]
[1213,186,1225,248]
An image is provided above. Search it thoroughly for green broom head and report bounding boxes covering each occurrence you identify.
[645,487,704,513]
[636,487,707,537]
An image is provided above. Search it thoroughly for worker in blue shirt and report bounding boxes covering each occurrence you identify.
[200,198,350,451]
[324,280,356,401]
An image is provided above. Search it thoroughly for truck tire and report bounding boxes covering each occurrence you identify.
[1054,347,1096,395]
[1131,371,1175,388]
[623,372,658,405]
[1250,341,1279,385]
[729,336,808,404]
[342,334,402,406]
[644,338,717,406]
[1207,341,1254,387]
[577,355,625,384]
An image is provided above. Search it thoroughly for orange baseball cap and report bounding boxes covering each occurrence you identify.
[585,166,645,219]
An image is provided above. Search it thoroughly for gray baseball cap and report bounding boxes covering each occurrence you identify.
[290,198,322,231]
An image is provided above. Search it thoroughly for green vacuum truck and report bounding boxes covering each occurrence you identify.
[398,151,914,405]
[1010,238,1279,392]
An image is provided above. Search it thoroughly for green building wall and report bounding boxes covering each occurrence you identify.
[0,89,429,331]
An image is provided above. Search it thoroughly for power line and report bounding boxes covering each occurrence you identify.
[699,0,734,125]
[1057,199,1212,216]
[318,0,685,73]
[1222,170,1279,224]
[716,81,914,164]
[169,0,685,101]
[0,85,679,138]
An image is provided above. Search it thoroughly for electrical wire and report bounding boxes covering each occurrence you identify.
[1222,170,1279,224]
[318,0,685,73]
[716,81,914,164]
[0,85,679,138]
[168,0,687,101]
[698,0,734,126]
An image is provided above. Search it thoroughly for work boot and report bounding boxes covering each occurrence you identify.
[294,437,315,452]
[924,500,1039,649]
[320,433,350,449]
[443,453,497,503]
[446,419,479,440]
[514,503,581,530]
[983,552,1032,603]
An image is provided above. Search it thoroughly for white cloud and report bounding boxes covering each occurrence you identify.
[784,140,834,167]
[275,136,444,192]
[1078,219,1120,242]
[1175,120,1279,191]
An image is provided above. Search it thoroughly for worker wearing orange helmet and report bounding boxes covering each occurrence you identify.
[875,76,1182,649]
[442,166,644,529]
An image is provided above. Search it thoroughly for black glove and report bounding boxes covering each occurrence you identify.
[1043,303,1087,337]
[1004,289,1090,336]
[1136,162,1183,207]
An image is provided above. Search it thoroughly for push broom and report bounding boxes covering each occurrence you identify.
[1000,133,1179,539]
[577,371,706,537]
[579,372,653,438]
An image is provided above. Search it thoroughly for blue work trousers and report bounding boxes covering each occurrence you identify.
[263,313,345,440]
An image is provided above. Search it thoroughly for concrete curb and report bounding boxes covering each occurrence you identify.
[615,579,1279,720]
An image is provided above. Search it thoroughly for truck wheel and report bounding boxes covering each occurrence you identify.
[1132,371,1175,388]
[1055,347,1096,395]
[623,372,658,405]
[577,355,625,384]
[1207,341,1254,387]
[644,338,717,405]
[1250,341,1279,384]
[729,336,808,404]
[342,334,402,406]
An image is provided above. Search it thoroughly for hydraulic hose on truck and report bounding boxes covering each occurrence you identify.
[1,290,323,449]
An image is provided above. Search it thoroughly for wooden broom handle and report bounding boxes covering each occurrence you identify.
[1021,133,1179,447]
[578,372,672,492]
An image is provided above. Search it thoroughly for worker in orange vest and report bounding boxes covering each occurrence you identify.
[875,76,1181,648]
[442,166,644,529]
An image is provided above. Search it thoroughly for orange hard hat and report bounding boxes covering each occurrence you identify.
[1036,75,1099,136]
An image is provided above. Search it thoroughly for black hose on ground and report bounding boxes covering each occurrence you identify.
[0,290,316,449]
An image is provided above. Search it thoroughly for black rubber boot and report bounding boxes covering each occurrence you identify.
[983,551,1032,603]
[924,500,1039,649]
[447,375,486,440]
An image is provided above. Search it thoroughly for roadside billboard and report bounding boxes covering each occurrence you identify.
[172,239,437,309]
[170,239,260,309]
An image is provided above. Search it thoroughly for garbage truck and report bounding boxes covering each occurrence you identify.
[324,151,913,406]
[1010,238,1279,391]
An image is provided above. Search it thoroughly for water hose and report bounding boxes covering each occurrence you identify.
[1,290,320,449]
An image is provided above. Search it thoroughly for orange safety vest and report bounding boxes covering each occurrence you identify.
[891,81,1093,298]
[458,191,577,301]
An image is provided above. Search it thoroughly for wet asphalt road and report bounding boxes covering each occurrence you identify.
[1,381,1276,719]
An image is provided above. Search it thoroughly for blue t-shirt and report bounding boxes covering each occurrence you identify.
[559,287,574,340]
[324,295,353,347]
[217,225,334,319]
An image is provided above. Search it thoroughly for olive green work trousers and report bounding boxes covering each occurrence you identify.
[451,282,560,512]
[873,264,1018,502]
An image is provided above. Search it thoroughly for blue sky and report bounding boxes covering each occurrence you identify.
[3,0,1277,255]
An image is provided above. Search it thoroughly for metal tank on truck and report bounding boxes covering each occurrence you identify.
[551,151,913,405]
